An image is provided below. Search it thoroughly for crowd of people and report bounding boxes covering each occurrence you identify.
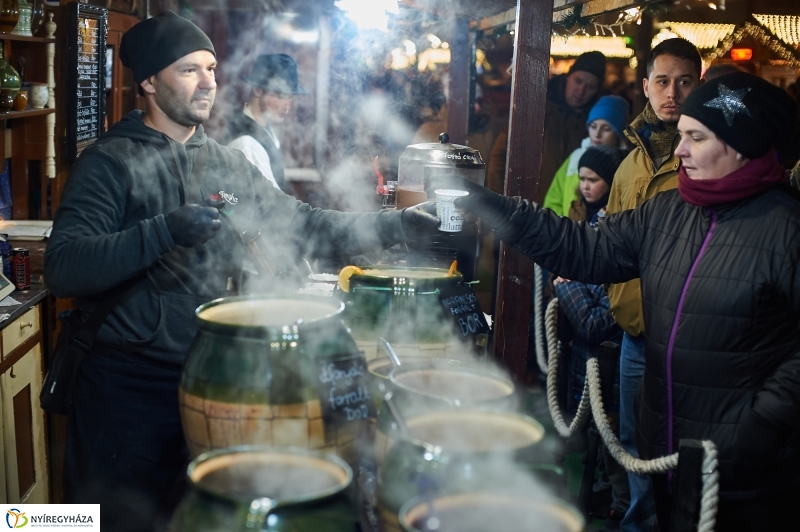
[436,37,800,532]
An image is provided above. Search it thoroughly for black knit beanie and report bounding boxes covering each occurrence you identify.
[681,72,798,159]
[120,11,215,83]
[578,145,623,186]
[569,51,606,83]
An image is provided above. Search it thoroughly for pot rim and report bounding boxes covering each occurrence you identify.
[186,444,353,508]
[194,294,346,331]
[388,359,514,405]
[383,407,545,456]
[398,491,585,532]
[349,266,463,289]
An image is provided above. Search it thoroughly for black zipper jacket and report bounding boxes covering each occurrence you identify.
[45,110,408,364]
[499,186,800,497]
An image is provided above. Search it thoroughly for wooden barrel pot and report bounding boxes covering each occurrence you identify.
[399,492,584,532]
[376,409,547,532]
[179,296,374,465]
[341,267,474,361]
[169,445,357,532]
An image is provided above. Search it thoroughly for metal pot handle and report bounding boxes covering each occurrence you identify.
[244,498,275,531]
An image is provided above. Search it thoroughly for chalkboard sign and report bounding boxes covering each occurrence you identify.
[66,3,107,162]
[316,353,376,427]
[438,284,490,345]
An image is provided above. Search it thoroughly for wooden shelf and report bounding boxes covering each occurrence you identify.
[0,34,54,44]
[0,108,54,120]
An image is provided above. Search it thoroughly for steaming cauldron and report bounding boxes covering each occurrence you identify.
[179,296,370,464]
[366,355,432,412]
[169,446,357,532]
[342,266,472,361]
[373,358,516,463]
[376,409,546,532]
[399,492,584,532]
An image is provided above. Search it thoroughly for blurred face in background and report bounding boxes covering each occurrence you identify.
[256,88,293,124]
[675,115,747,180]
[643,54,700,123]
[565,71,600,109]
[588,119,619,147]
[579,167,610,203]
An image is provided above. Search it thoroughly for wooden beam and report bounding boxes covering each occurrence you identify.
[446,17,471,145]
[492,0,552,380]
[477,7,516,31]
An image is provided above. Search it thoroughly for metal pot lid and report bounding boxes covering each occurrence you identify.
[400,132,485,168]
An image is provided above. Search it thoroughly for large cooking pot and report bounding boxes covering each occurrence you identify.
[373,358,517,464]
[376,409,546,532]
[399,492,584,532]
[179,295,372,465]
[342,266,472,361]
[169,446,357,532]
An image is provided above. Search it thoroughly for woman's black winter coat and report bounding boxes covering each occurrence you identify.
[501,187,800,497]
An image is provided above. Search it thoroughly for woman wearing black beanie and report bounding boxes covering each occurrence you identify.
[432,71,800,530]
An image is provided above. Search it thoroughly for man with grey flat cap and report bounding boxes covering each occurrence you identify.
[44,11,437,532]
[226,53,306,193]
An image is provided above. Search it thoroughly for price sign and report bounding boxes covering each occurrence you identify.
[438,284,490,342]
[66,3,107,161]
[315,353,376,427]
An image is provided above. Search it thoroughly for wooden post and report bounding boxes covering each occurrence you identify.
[670,439,705,532]
[634,11,652,116]
[446,16,470,145]
[492,0,552,379]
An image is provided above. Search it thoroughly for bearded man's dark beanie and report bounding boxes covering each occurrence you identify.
[120,11,215,84]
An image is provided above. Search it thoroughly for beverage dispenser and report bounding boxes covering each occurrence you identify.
[397,133,486,281]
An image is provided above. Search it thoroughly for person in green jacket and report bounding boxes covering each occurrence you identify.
[543,95,629,216]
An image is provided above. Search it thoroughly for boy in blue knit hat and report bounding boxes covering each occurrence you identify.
[543,95,629,216]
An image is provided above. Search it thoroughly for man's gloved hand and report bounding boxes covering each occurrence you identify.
[165,203,223,248]
[400,201,440,238]
[733,411,790,487]
[427,175,517,231]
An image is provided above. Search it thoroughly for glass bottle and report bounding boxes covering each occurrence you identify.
[0,43,20,97]
[28,0,41,35]
[0,0,19,35]
[11,0,31,37]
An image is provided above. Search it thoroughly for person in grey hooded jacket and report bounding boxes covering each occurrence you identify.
[44,12,437,532]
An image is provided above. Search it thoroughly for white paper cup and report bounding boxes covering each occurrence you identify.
[435,189,469,232]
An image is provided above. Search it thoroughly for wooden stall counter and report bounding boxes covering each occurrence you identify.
[0,283,49,504]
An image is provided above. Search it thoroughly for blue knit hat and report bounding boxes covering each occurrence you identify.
[586,95,629,141]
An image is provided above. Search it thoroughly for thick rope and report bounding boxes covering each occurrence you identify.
[586,358,679,474]
[533,263,548,374]
[698,441,719,532]
[543,296,719,529]
[545,297,591,438]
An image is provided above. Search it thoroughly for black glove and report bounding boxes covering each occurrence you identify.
[427,175,517,231]
[165,203,223,248]
[400,201,440,238]
[733,411,790,487]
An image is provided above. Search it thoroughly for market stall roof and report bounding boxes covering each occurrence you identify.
[654,15,800,66]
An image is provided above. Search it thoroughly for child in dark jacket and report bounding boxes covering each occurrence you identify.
[553,146,628,530]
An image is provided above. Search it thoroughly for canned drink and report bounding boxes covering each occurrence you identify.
[13,248,30,291]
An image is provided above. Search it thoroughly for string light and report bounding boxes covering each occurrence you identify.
[654,22,736,49]
[549,35,634,58]
[752,14,800,46]
[707,22,800,67]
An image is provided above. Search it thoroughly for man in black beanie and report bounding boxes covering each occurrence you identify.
[540,51,606,198]
[44,11,437,532]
